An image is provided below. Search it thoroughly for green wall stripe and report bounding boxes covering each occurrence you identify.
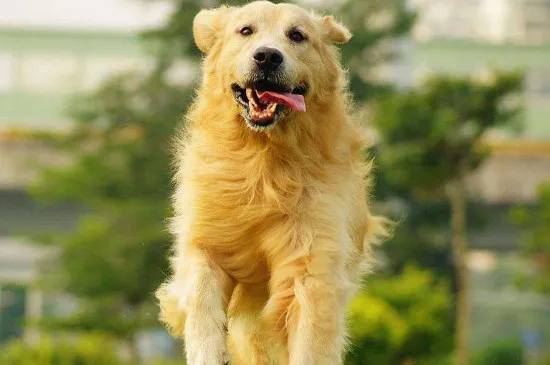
[0,27,145,55]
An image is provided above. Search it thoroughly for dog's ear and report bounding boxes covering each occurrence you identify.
[320,16,352,44]
[193,6,232,53]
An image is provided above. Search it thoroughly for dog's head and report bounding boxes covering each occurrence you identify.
[193,1,351,131]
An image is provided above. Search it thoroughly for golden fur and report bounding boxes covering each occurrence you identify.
[156,2,388,364]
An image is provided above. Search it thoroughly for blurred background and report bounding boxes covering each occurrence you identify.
[0,0,548,364]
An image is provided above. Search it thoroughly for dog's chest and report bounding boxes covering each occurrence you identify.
[190,156,312,281]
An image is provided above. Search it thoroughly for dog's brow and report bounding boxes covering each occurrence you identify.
[285,17,313,30]
[286,23,312,37]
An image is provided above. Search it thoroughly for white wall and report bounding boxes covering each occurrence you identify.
[0,0,173,31]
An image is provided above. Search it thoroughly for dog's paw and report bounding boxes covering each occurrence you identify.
[185,314,229,365]
[186,346,229,365]
[187,350,229,365]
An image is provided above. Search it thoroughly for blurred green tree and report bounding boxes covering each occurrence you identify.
[346,266,452,365]
[372,71,524,365]
[30,72,192,361]
[372,155,454,278]
[511,183,550,293]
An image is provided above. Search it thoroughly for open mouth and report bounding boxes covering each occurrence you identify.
[232,82,307,131]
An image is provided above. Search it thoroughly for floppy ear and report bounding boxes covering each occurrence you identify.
[193,6,232,53]
[321,16,352,44]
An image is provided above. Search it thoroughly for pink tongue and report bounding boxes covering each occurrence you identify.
[259,91,306,112]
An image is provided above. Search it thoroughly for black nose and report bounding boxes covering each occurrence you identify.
[253,47,284,71]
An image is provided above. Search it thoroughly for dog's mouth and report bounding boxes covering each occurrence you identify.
[231,81,307,131]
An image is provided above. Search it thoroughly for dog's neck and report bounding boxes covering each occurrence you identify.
[184,81,362,210]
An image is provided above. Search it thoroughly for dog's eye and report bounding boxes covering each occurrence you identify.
[240,27,253,36]
[289,30,306,43]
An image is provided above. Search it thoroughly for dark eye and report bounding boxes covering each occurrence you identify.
[289,30,306,43]
[240,26,253,36]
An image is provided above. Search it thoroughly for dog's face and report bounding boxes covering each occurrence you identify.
[193,1,351,131]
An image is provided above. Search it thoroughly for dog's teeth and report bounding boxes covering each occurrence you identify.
[246,88,258,108]
[269,103,277,112]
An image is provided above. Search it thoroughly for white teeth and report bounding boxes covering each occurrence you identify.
[244,91,279,124]
[246,88,258,108]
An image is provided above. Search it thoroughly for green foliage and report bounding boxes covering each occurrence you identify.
[29,72,192,340]
[151,360,187,365]
[510,184,550,293]
[371,70,524,281]
[373,71,524,193]
[372,158,453,276]
[473,340,524,365]
[0,334,122,365]
[346,266,452,365]
[372,69,524,365]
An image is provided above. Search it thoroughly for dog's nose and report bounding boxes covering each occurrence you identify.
[253,47,284,71]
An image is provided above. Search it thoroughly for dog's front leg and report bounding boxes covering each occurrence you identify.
[159,248,234,365]
[266,226,348,365]
[287,267,347,365]
[184,250,234,365]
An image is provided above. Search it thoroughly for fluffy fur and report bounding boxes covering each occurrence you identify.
[156,2,388,364]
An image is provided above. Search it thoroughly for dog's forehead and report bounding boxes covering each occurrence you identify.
[232,2,314,29]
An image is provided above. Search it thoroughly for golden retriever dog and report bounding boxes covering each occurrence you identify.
[156,2,387,364]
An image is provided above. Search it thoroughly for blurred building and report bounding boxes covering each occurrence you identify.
[411,0,550,357]
[0,0,171,132]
